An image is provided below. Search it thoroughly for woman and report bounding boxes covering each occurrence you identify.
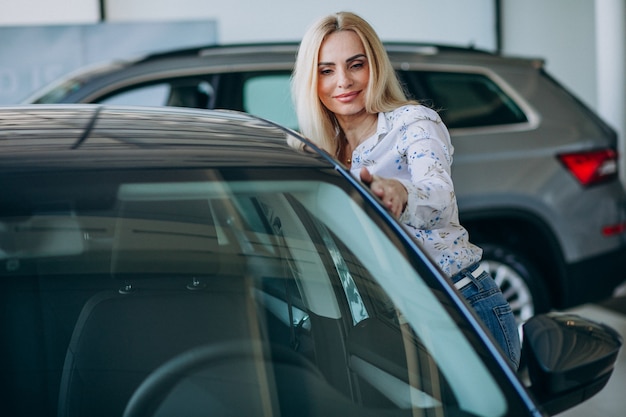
[291,11,521,369]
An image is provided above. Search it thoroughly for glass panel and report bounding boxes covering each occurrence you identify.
[98,79,214,108]
[243,74,298,129]
[0,174,509,417]
[99,83,170,106]
[317,223,369,325]
[417,71,527,129]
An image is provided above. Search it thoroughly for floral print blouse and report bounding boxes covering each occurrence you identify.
[349,105,482,277]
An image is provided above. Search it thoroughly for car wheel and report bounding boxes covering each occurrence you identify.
[478,244,550,329]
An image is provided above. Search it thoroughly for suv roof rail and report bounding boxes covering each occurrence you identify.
[383,42,494,55]
[137,41,498,64]
[139,42,299,62]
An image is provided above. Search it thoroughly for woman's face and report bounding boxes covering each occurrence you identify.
[317,30,370,118]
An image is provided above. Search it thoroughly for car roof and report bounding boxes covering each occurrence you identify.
[139,41,542,67]
[0,104,330,172]
[143,41,492,61]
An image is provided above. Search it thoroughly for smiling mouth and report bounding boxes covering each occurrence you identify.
[334,91,360,102]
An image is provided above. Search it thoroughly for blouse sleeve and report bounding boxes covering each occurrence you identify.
[396,109,457,230]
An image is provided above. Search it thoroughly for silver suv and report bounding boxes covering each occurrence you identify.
[24,43,626,325]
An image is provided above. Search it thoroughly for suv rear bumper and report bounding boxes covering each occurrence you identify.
[560,246,626,308]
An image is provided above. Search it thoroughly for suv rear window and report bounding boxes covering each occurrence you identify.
[406,71,528,129]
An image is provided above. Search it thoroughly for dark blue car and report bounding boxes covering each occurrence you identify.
[0,105,621,417]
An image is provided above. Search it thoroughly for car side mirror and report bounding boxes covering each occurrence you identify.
[523,312,622,415]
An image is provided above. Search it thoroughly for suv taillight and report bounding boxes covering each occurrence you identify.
[557,149,618,186]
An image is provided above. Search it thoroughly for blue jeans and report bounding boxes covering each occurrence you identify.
[454,266,521,369]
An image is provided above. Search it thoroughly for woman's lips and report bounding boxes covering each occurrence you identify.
[334,91,360,103]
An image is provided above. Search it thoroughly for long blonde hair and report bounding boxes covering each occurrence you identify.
[291,11,414,155]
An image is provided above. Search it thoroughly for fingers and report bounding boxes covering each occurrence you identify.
[361,170,408,218]
[359,167,374,185]
[380,186,406,218]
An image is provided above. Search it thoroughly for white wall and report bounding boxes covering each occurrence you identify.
[595,0,626,180]
[502,0,597,108]
[0,0,497,48]
[103,0,496,49]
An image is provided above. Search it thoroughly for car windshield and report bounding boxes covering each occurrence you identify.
[1,168,510,417]
[23,61,129,104]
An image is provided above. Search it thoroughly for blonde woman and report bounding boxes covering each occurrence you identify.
[291,11,521,369]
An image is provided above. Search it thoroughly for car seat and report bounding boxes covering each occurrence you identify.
[57,198,256,417]
[56,276,254,417]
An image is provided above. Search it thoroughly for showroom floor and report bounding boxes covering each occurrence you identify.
[558,290,626,417]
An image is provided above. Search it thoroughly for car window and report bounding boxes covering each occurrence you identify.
[0,171,513,417]
[243,74,298,129]
[97,78,215,108]
[99,83,171,106]
[407,71,528,129]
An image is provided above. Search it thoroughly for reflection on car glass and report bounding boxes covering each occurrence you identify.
[316,221,369,325]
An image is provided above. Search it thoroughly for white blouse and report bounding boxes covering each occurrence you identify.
[349,105,482,277]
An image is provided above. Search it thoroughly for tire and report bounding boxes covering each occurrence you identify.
[478,244,550,329]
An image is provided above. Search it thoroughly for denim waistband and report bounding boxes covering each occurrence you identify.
[451,263,487,290]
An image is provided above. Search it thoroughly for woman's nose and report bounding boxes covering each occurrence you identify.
[337,69,353,88]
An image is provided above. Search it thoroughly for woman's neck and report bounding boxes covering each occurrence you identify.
[337,112,378,149]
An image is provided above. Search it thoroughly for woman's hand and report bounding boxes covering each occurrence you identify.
[360,167,408,218]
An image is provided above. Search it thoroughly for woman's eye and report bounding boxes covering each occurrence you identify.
[320,69,333,75]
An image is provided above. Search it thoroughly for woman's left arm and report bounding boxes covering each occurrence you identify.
[396,118,457,230]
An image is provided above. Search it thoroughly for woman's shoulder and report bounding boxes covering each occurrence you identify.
[386,104,442,122]
[383,104,453,151]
